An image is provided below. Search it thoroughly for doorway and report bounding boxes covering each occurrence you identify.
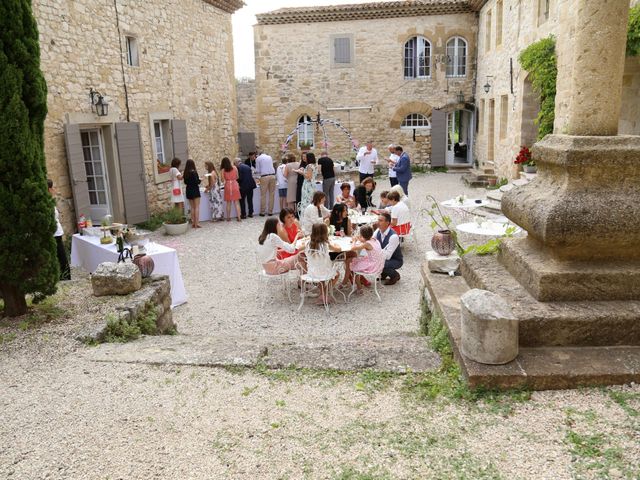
[80,129,112,222]
[446,109,474,166]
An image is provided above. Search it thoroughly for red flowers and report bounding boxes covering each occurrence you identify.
[514,146,533,166]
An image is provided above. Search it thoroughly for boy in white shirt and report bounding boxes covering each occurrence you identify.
[387,190,411,235]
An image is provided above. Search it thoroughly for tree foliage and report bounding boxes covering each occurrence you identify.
[518,36,557,140]
[628,5,640,57]
[0,0,58,316]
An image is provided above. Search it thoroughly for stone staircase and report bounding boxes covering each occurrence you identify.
[478,171,538,216]
[462,167,498,188]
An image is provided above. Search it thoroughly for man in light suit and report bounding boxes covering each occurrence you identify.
[392,145,412,195]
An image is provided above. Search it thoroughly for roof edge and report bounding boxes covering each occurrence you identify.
[203,0,245,14]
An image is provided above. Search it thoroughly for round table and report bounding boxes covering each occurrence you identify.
[350,213,378,225]
[441,198,488,210]
[456,221,521,236]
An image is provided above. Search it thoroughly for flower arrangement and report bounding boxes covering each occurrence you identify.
[514,146,534,167]
[299,140,313,150]
[455,194,467,205]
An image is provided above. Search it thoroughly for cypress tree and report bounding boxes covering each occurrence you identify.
[0,0,58,317]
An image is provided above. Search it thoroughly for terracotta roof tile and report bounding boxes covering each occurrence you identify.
[203,0,245,14]
[256,0,477,25]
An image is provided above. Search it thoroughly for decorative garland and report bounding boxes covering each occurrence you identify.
[281,116,359,154]
[628,5,640,57]
[518,36,557,140]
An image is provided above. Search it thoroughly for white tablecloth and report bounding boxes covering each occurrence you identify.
[441,198,488,210]
[456,222,521,236]
[188,180,356,221]
[70,234,187,308]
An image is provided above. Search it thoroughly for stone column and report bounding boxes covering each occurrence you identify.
[566,0,630,136]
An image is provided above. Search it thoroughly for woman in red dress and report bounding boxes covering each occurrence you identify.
[221,157,242,222]
[277,207,301,259]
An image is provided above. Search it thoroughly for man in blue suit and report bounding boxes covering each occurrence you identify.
[392,145,412,195]
[234,158,257,219]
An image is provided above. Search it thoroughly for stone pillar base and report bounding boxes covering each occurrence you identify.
[498,237,640,302]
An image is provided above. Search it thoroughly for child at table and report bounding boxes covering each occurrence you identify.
[305,223,341,305]
[340,225,384,294]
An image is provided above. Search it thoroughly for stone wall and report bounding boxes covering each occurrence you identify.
[474,0,640,179]
[33,0,239,233]
[237,78,257,134]
[254,13,478,166]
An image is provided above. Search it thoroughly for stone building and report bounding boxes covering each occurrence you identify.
[250,1,479,168]
[473,0,640,178]
[33,0,243,232]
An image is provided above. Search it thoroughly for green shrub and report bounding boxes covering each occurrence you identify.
[628,5,640,56]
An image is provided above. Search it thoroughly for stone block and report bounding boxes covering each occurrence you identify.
[426,251,460,275]
[91,262,142,296]
[460,289,518,365]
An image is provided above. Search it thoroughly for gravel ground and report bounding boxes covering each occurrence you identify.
[1,172,638,479]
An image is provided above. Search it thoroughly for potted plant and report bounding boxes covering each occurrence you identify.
[162,207,189,235]
[298,140,313,151]
[514,146,536,173]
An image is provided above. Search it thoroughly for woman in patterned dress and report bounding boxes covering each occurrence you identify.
[204,161,224,221]
[298,152,317,215]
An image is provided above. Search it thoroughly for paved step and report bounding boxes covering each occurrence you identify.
[84,334,441,373]
[421,263,640,390]
[462,174,488,188]
[486,189,503,202]
[499,183,515,193]
[482,200,502,213]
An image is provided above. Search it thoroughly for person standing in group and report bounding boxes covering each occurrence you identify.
[221,157,242,222]
[295,152,308,213]
[392,145,412,195]
[318,151,336,209]
[204,161,224,222]
[284,152,300,212]
[235,158,256,219]
[183,159,201,228]
[169,158,184,210]
[298,152,318,216]
[356,140,378,183]
[47,179,70,281]
[256,151,276,216]
[387,144,399,187]
[245,151,257,170]
[276,156,289,212]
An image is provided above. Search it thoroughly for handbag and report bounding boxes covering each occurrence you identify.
[172,187,181,196]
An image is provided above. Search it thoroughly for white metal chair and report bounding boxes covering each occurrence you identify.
[255,251,298,306]
[348,248,385,302]
[397,209,419,249]
[298,247,341,312]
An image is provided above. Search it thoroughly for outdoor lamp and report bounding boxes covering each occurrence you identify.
[89,88,109,116]
[483,75,494,94]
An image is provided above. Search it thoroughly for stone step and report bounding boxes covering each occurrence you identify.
[462,174,488,188]
[499,183,515,193]
[461,254,640,347]
[482,168,495,175]
[486,189,503,202]
[520,172,537,181]
[421,264,640,390]
[84,334,441,373]
[512,178,529,187]
[481,200,502,213]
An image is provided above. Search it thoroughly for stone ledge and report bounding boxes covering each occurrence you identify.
[421,262,640,390]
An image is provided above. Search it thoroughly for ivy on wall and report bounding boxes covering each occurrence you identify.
[628,5,640,57]
[518,36,557,140]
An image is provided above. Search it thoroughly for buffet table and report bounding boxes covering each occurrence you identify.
[70,234,188,308]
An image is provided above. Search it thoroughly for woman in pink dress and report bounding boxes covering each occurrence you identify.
[221,157,242,222]
[341,225,384,293]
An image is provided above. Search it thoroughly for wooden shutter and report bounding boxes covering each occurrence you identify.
[171,119,188,163]
[64,123,91,224]
[238,132,256,156]
[334,37,350,64]
[430,109,447,167]
[115,122,149,224]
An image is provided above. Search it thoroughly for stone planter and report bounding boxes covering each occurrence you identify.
[163,221,189,235]
[431,229,456,256]
[523,165,537,174]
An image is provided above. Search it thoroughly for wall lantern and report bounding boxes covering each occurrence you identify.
[483,75,494,94]
[89,88,109,116]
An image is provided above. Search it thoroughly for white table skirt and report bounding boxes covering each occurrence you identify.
[187,180,356,221]
[70,234,188,308]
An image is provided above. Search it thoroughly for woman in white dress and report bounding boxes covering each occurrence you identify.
[301,191,330,235]
[258,217,302,275]
[169,158,185,210]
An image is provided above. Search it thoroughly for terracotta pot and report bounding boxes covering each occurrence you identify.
[431,229,456,256]
[133,253,155,278]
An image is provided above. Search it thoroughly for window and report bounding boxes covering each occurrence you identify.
[446,37,467,77]
[538,0,550,25]
[485,10,492,53]
[330,34,354,68]
[297,115,314,148]
[404,36,431,79]
[488,99,496,161]
[496,0,503,46]
[126,36,139,66]
[500,95,508,139]
[401,113,431,130]
[153,120,173,174]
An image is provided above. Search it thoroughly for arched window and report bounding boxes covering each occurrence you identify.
[297,115,314,148]
[404,36,431,79]
[401,113,431,130]
[446,36,467,77]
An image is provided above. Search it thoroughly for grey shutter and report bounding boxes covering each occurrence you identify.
[64,123,91,225]
[238,132,256,156]
[171,119,188,164]
[115,122,149,224]
[430,109,447,167]
[334,37,350,63]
